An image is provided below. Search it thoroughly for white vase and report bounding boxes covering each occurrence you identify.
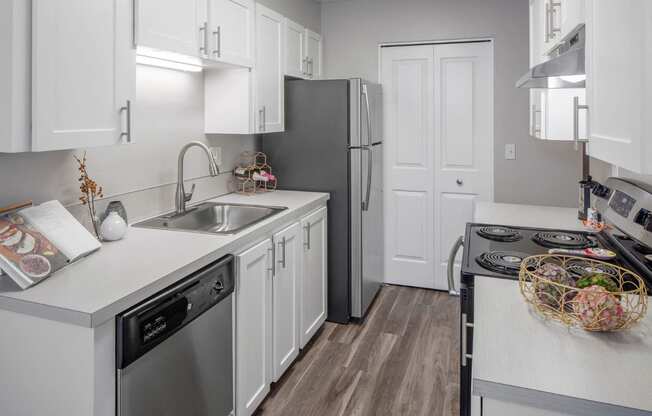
[100,211,128,242]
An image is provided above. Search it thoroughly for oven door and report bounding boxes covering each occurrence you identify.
[460,279,475,416]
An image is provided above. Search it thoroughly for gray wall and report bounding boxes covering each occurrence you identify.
[321,0,583,207]
[0,0,321,225]
[259,0,321,32]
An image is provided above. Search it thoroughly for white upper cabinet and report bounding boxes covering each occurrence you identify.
[305,29,322,80]
[32,0,135,151]
[284,19,306,78]
[207,0,255,67]
[560,0,585,41]
[529,0,547,66]
[586,0,652,174]
[542,0,563,53]
[137,0,203,58]
[0,0,30,153]
[255,4,285,133]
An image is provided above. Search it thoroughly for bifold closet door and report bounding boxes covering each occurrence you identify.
[381,42,493,290]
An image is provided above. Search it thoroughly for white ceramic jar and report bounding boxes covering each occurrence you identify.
[100,211,128,241]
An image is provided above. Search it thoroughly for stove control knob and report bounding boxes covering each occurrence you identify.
[592,184,611,199]
[211,280,224,296]
[634,209,652,230]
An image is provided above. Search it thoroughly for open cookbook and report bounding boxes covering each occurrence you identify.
[0,201,102,289]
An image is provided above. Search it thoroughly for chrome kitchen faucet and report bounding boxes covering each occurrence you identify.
[175,141,220,215]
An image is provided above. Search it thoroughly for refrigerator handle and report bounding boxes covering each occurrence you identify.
[362,147,372,212]
[361,84,374,212]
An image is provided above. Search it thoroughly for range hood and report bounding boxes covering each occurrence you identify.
[516,28,586,89]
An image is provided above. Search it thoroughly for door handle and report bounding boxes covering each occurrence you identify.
[304,224,311,250]
[573,96,589,151]
[268,245,275,277]
[461,312,474,367]
[120,100,132,143]
[213,26,221,57]
[447,236,464,296]
[277,237,286,268]
[199,22,208,55]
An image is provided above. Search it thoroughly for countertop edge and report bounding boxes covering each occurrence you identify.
[0,193,329,328]
[473,379,652,416]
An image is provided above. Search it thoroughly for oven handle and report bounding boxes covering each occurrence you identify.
[447,236,464,296]
[462,312,474,367]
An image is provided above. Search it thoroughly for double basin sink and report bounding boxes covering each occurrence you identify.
[134,202,287,235]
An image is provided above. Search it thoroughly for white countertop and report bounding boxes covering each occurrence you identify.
[474,201,585,231]
[0,191,329,327]
[473,277,652,413]
[472,202,652,414]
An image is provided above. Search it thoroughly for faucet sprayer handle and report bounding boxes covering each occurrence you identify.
[184,184,196,203]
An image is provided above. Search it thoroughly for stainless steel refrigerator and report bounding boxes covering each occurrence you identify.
[263,78,383,323]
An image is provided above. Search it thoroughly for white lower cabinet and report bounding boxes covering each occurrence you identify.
[235,207,328,415]
[482,397,572,416]
[236,238,273,416]
[272,223,301,381]
[299,207,328,348]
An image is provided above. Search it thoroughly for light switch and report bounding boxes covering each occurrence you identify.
[505,144,516,160]
[210,146,222,166]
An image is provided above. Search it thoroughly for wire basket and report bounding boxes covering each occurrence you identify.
[519,255,648,332]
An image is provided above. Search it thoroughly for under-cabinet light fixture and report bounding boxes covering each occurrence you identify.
[136,46,204,72]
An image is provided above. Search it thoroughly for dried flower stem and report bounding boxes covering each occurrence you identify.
[74,152,104,238]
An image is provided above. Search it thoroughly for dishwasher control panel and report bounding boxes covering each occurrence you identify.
[116,255,235,369]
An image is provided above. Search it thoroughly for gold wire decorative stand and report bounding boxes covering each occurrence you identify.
[519,255,648,332]
[230,151,278,195]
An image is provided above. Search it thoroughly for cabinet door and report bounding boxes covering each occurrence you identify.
[32,0,135,151]
[137,0,202,58]
[544,89,586,141]
[300,207,328,348]
[586,0,652,173]
[529,0,546,66]
[305,29,322,79]
[284,19,307,79]
[208,0,254,66]
[560,0,585,40]
[272,223,301,381]
[255,4,284,133]
[236,239,273,416]
[543,0,563,53]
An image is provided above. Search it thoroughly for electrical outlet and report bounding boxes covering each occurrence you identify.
[505,144,516,160]
[210,146,222,166]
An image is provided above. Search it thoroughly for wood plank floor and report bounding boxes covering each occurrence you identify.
[255,285,461,416]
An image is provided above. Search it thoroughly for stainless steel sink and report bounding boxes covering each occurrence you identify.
[133,202,287,235]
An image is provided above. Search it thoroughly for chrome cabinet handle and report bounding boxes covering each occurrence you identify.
[447,236,463,296]
[213,26,221,57]
[302,57,308,76]
[277,237,286,268]
[573,96,589,151]
[309,58,314,77]
[268,245,276,276]
[531,104,542,137]
[199,22,208,55]
[120,100,132,143]
[461,312,474,367]
[550,1,561,36]
[259,107,266,132]
[304,224,311,250]
[132,0,138,48]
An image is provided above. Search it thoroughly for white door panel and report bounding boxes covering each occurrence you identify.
[208,0,254,66]
[284,19,306,78]
[382,45,435,289]
[382,42,493,291]
[137,0,200,57]
[435,42,493,291]
[255,4,284,133]
[32,0,135,151]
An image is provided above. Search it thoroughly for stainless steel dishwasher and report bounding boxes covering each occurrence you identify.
[116,255,235,416]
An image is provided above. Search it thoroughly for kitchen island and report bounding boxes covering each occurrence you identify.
[471,202,652,416]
